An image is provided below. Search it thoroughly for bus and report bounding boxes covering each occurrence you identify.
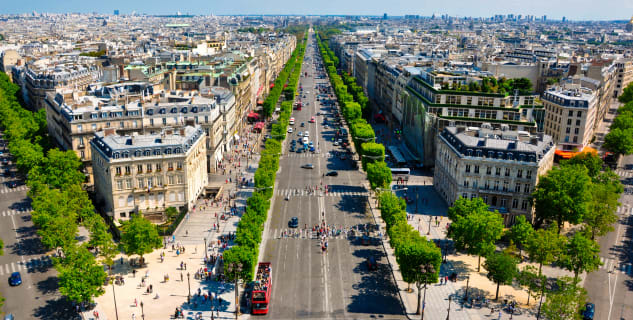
[251,262,272,315]
[390,168,410,183]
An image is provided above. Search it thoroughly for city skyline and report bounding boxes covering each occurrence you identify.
[1,0,632,21]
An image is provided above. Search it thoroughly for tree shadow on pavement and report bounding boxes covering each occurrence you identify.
[35,275,59,295]
[33,297,79,320]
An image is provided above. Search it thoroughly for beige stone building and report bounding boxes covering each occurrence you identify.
[90,125,207,222]
[434,125,555,225]
[615,59,633,98]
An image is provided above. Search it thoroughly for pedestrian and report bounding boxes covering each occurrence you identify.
[181,272,183,282]
[132,313,136,320]
[134,298,137,307]
[445,276,448,284]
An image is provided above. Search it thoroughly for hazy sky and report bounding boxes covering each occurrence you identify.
[3,0,632,20]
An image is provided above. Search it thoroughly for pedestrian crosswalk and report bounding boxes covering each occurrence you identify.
[615,169,633,178]
[0,185,27,194]
[616,205,632,216]
[283,152,338,158]
[1,208,32,217]
[274,188,367,197]
[599,257,633,275]
[0,256,54,275]
[272,228,350,239]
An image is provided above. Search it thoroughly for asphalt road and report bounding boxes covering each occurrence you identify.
[258,30,405,320]
[0,133,77,320]
[585,154,633,320]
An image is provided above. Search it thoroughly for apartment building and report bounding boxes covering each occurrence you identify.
[404,68,545,166]
[614,59,633,98]
[434,125,555,225]
[91,126,207,222]
[541,82,598,152]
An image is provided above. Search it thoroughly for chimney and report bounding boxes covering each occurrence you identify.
[179,128,185,136]
[104,128,116,137]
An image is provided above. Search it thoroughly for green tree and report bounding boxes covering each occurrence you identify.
[532,164,592,230]
[559,233,602,280]
[483,252,518,300]
[507,215,534,258]
[447,197,504,271]
[563,152,603,178]
[87,217,118,270]
[541,277,587,320]
[604,128,633,156]
[395,238,441,314]
[583,182,620,240]
[28,149,85,190]
[31,187,79,250]
[366,161,392,190]
[360,142,385,170]
[618,82,633,103]
[0,238,3,256]
[223,245,257,282]
[343,101,362,121]
[526,225,566,276]
[611,113,633,131]
[120,214,162,263]
[517,265,545,305]
[55,245,107,304]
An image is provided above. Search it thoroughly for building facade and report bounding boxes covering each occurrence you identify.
[91,126,207,222]
[434,126,555,225]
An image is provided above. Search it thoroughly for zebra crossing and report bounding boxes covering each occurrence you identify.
[615,169,633,178]
[275,188,367,197]
[272,228,350,240]
[1,208,32,217]
[0,185,27,194]
[283,152,337,158]
[0,256,54,275]
[599,257,633,275]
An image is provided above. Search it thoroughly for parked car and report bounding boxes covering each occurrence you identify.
[287,127,293,133]
[582,302,595,320]
[325,171,338,176]
[301,164,314,169]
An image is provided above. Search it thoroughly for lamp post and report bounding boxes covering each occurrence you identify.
[227,262,243,319]
[111,281,120,320]
[187,272,191,304]
[446,296,452,320]
[204,237,208,261]
[463,274,470,303]
[140,301,144,320]
[427,214,432,235]
[417,264,435,319]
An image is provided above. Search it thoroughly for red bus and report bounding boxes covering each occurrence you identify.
[251,262,272,314]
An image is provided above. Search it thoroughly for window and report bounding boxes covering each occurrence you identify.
[503,181,509,192]
[127,195,134,206]
[576,119,581,126]
[126,179,132,189]
[486,167,492,175]
[574,128,579,134]
[147,177,153,189]
[177,162,183,170]
[577,111,582,117]
[505,168,510,177]
[177,175,184,184]
[473,181,478,188]
[512,199,519,209]
[125,166,131,175]
[137,178,145,188]
[474,165,479,174]
[515,183,521,192]
[168,175,174,185]
[482,195,489,204]
[517,169,523,178]
[146,164,152,172]
[566,127,571,134]
[115,167,122,175]
[156,163,162,172]
[526,170,532,179]
[120,121,124,128]
[163,118,167,125]
[573,136,578,143]
[156,176,163,186]
[116,180,123,190]
[568,110,574,117]
[77,124,83,133]
[485,181,490,190]
[494,181,500,191]
[500,199,507,208]
[495,168,501,176]
[462,193,468,199]
[92,124,97,131]
[137,164,143,173]
[521,200,529,210]
[567,119,572,125]
[524,184,531,194]
[168,162,174,171]
[465,164,471,173]
[150,119,154,126]
[463,180,469,187]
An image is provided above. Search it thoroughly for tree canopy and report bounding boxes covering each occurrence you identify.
[483,252,518,300]
[559,232,602,280]
[367,161,392,190]
[120,214,162,260]
[56,245,107,304]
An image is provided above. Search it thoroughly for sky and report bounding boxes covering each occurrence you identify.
[2,0,632,21]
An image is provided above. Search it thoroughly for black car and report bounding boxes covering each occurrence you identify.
[301,163,314,169]
[288,217,299,228]
[325,171,338,176]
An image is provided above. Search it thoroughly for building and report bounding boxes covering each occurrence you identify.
[541,82,598,152]
[404,68,545,166]
[614,59,633,97]
[90,126,207,222]
[434,125,555,225]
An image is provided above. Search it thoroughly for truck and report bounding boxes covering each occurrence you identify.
[251,262,272,315]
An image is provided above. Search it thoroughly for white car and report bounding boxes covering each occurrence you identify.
[304,131,309,138]
[303,137,309,144]
[298,131,303,137]
[287,127,293,133]
[333,141,340,146]
[289,117,295,125]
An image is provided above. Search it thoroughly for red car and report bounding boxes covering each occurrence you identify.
[309,116,316,123]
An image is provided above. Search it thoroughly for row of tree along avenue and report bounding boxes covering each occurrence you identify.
[223,32,307,284]
[445,151,620,319]
[604,82,633,158]
[316,28,392,190]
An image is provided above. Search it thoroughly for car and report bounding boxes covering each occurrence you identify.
[297,131,303,137]
[310,116,316,123]
[8,272,21,286]
[288,217,299,228]
[361,234,371,245]
[291,139,297,145]
[310,146,315,152]
[333,141,340,146]
[324,124,329,129]
[287,127,293,133]
[289,118,295,125]
[296,147,303,153]
[303,137,309,144]
[300,122,305,127]
[8,181,17,188]
[366,257,378,271]
[290,146,295,152]
[582,303,595,320]
[301,164,314,169]
[304,131,310,138]
[325,171,338,177]
[308,141,314,148]
[4,314,14,320]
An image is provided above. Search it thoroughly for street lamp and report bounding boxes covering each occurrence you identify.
[204,237,208,261]
[140,301,144,320]
[463,274,470,303]
[111,281,120,320]
[418,264,435,319]
[427,215,432,235]
[227,262,243,319]
[187,272,191,304]
[446,296,452,320]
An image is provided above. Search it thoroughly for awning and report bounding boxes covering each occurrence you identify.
[247,112,260,119]
[554,146,597,159]
[388,146,407,164]
[270,83,275,89]
[254,122,265,130]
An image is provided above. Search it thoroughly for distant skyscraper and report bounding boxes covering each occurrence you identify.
[562,16,566,22]
[383,13,388,20]
[114,9,119,15]
[542,15,547,21]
